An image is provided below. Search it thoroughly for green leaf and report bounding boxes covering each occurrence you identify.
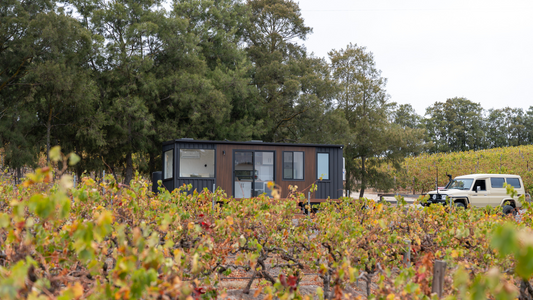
[490,223,518,257]
[316,287,324,300]
[0,213,11,228]
[453,266,469,289]
[515,245,533,279]
[28,194,54,219]
[58,194,71,218]
[68,153,80,166]
[49,146,62,162]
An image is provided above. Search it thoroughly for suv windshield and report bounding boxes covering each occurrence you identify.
[448,179,474,190]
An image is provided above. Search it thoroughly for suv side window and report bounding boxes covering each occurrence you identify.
[506,178,521,188]
[491,177,505,188]
[473,179,486,191]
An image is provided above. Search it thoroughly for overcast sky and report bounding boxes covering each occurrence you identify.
[298,0,533,116]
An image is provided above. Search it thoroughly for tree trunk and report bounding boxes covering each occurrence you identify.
[75,150,83,179]
[46,104,52,164]
[344,148,355,193]
[359,156,366,199]
[124,152,133,185]
[345,170,351,197]
[148,151,156,176]
[16,167,21,185]
[111,165,118,183]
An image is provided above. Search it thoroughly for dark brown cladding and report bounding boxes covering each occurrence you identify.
[216,144,317,199]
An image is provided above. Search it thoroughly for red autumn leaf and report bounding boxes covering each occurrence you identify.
[287,275,298,287]
[200,221,211,231]
[415,270,426,282]
[192,287,206,300]
[16,221,25,229]
[279,274,287,287]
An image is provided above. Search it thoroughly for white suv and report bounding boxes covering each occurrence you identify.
[424,174,526,213]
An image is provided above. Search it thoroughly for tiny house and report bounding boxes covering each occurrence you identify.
[153,139,344,202]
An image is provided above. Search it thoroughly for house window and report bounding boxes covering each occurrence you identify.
[317,153,329,180]
[179,149,215,178]
[283,151,304,180]
[163,149,173,179]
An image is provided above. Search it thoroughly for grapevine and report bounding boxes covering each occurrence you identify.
[0,148,532,299]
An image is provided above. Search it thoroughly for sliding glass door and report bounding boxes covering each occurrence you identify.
[234,151,274,198]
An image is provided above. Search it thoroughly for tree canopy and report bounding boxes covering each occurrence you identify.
[330,43,425,196]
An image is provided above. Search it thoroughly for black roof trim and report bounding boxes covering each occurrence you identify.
[162,139,343,148]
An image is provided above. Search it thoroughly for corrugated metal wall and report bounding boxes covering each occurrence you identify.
[315,147,344,200]
[162,179,174,192]
[176,179,215,193]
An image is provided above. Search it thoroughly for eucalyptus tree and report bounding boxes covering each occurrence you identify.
[330,43,388,196]
[138,0,266,175]
[0,0,54,93]
[424,98,485,153]
[287,56,345,144]
[158,0,263,141]
[526,107,533,145]
[486,107,527,148]
[1,0,99,174]
[390,103,423,129]
[0,0,55,172]
[25,10,99,165]
[243,0,334,142]
[330,43,424,197]
[183,0,264,141]
[68,0,168,183]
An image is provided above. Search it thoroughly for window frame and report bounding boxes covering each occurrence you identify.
[232,149,276,198]
[163,149,174,180]
[282,151,305,181]
[178,148,216,179]
[316,152,330,181]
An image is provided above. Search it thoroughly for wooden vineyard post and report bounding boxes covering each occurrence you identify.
[432,260,447,298]
[403,240,411,266]
[308,191,311,221]
[212,184,216,212]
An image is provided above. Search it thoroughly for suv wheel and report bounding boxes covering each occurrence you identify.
[455,202,466,209]
[503,205,516,215]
